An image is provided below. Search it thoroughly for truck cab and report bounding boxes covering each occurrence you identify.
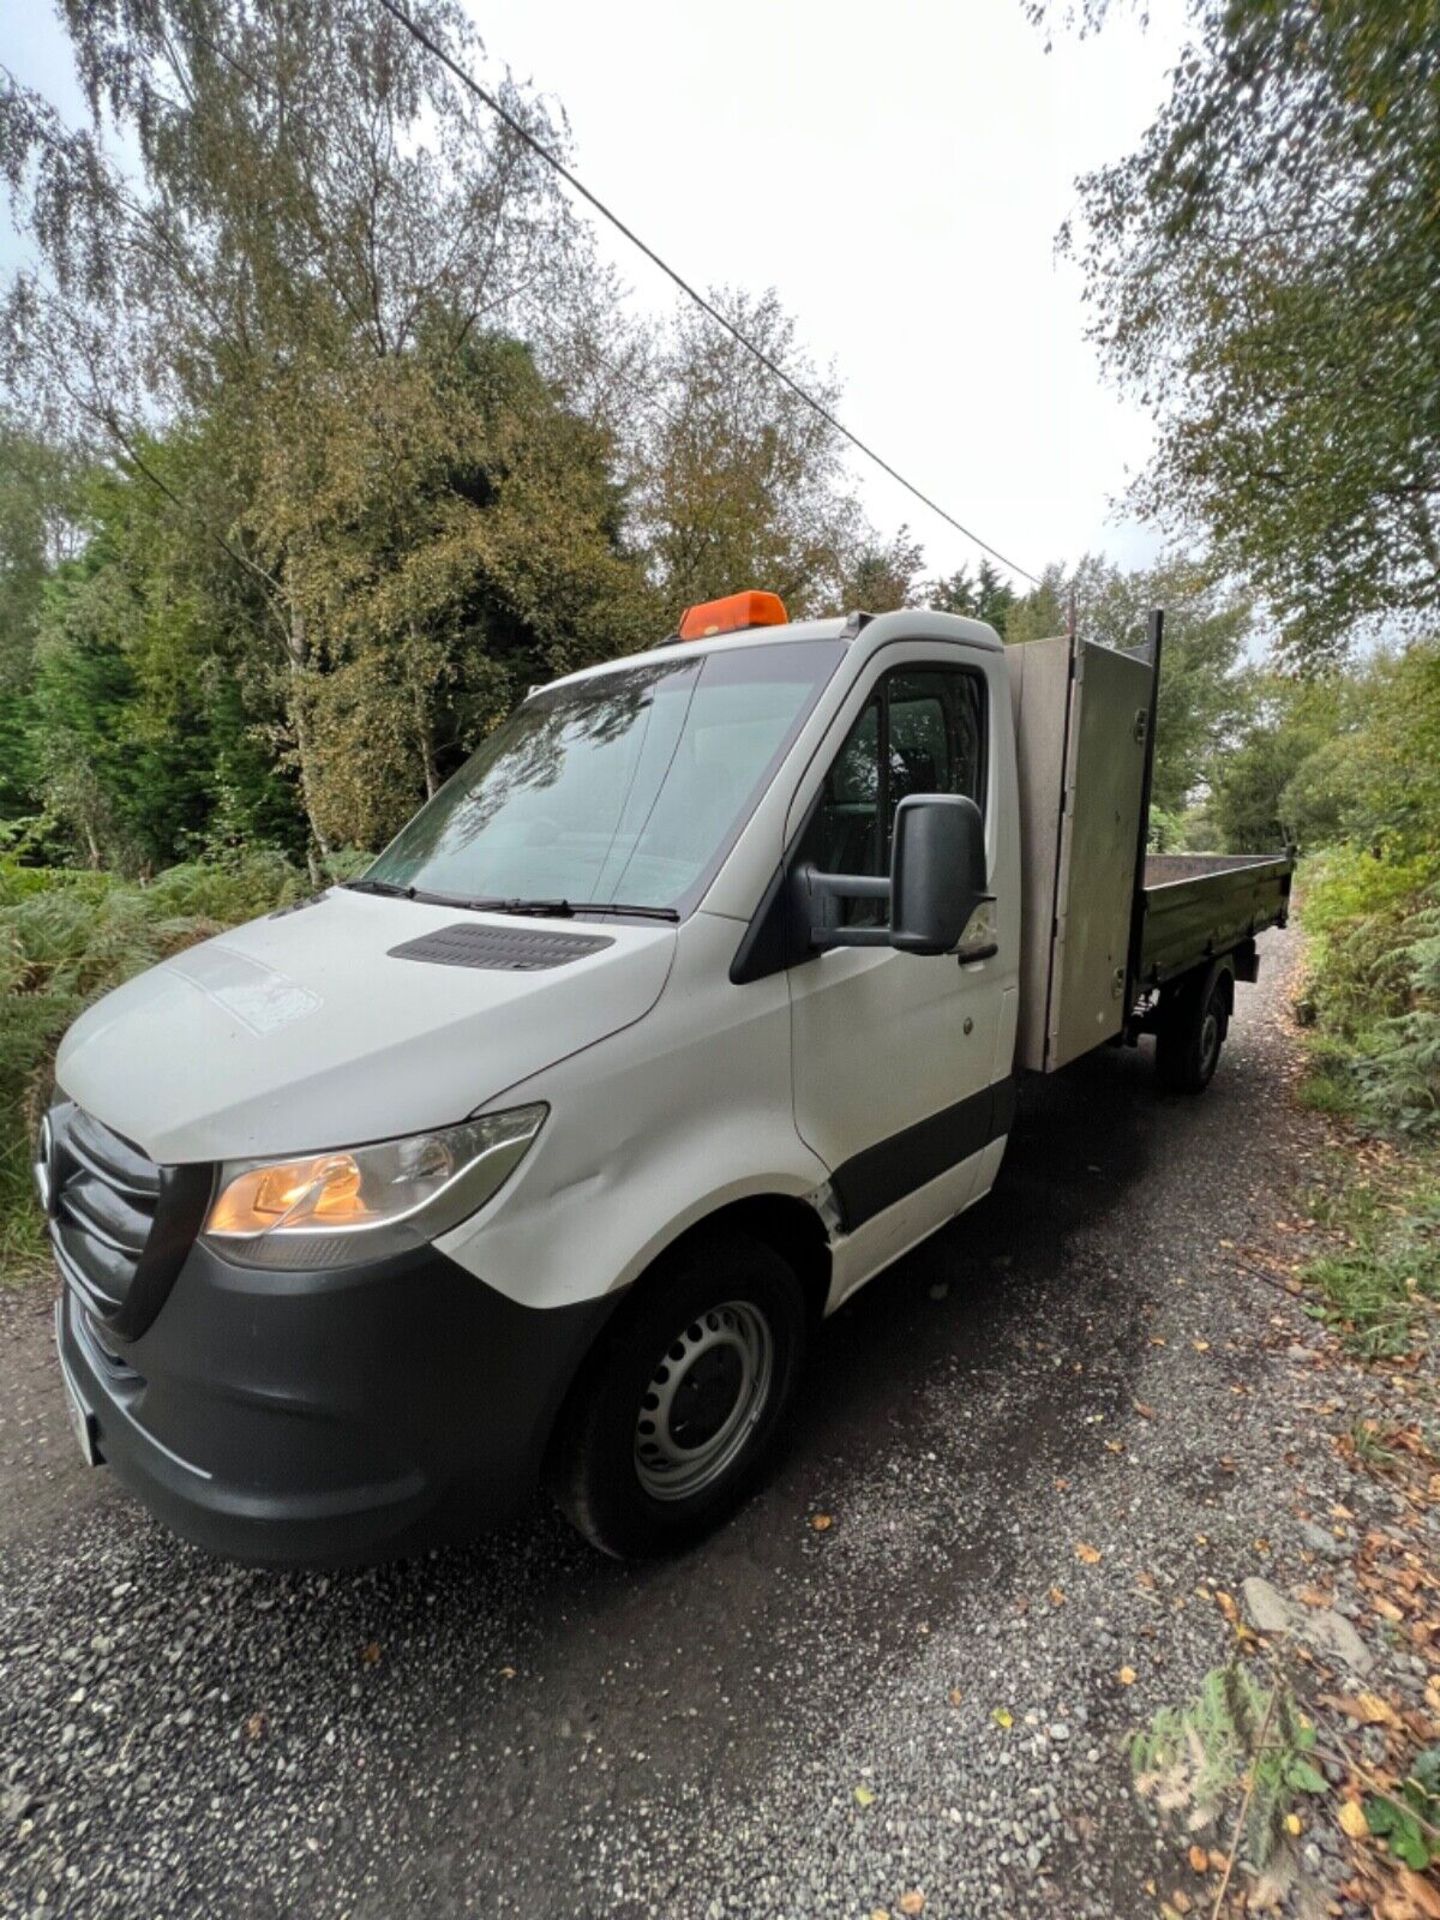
[41,594,1287,1562]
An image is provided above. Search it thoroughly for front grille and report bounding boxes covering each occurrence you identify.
[42,1100,212,1341]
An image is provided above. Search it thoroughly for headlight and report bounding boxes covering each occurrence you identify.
[202,1105,547,1270]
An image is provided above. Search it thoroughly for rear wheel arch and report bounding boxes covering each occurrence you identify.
[1156,955,1236,1094]
[1214,960,1237,1018]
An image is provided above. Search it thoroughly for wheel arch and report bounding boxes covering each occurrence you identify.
[602,1191,833,1332]
[538,1189,830,1526]
[1211,955,1237,1018]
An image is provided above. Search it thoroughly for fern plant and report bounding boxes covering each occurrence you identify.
[1355,902,1440,1135]
[0,853,305,1272]
[1133,1660,1327,1888]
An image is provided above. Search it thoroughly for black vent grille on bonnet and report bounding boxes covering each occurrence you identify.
[387,924,615,972]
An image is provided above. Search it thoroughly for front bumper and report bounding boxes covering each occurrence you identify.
[54,1236,616,1566]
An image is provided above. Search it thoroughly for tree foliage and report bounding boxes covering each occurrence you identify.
[0,0,631,863]
[927,558,1017,636]
[633,289,871,615]
[1,6,944,864]
[1038,0,1440,656]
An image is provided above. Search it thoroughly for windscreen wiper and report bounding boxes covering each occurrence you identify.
[572,902,681,922]
[342,877,417,899]
[484,898,681,923]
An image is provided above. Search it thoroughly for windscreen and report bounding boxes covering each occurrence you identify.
[364,640,845,913]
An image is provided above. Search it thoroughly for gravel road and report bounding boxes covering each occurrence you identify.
[0,929,1393,1917]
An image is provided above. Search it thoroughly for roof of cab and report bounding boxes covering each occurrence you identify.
[538,607,1003,697]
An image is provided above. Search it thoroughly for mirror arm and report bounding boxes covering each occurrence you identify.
[812,925,891,950]
[801,865,891,950]
[806,868,891,904]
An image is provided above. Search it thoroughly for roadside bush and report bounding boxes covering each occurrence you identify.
[1352,903,1440,1135]
[0,852,305,1272]
[1299,849,1440,1136]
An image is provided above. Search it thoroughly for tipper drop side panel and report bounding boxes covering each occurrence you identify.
[1010,629,1293,1076]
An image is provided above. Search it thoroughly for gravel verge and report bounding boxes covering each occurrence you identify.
[0,927,1422,1918]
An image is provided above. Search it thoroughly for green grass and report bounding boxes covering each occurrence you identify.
[1300,1154,1440,1360]
[1296,1056,1367,1121]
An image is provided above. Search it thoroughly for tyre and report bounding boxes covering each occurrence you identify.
[1156,970,1229,1094]
[546,1230,807,1558]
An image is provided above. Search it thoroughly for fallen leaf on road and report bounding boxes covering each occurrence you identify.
[1187,1844,1209,1874]
[1133,1401,1155,1420]
[1119,1666,1137,1686]
[1192,1339,1210,1353]
[1321,1691,1400,1728]
[810,1513,833,1532]
[1285,1812,1302,1835]
[1105,1440,1125,1454]
[1075,1542,1102,1565]
[948,1688,963,1707]
[1170,1893,1194,1915]
[244,1712,266,1740]
[1215,1591,1239,1624]
[899,1895,925,1917]
[1338,1799,1369,1839]
[1137,1569,1157,1591]
[992,1707,1013,1729]
[853,1784,875,1807]
[1048,1586,1066,1608]
[360,1642,382,1667]
[1297,1587,1333,1608]
[1396,1869,1440,1919]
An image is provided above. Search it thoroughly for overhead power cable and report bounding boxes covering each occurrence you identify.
[373,0,1043,589]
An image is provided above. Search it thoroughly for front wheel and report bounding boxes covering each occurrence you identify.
[546,1231,807,1558]
[1156,972,1229,1093]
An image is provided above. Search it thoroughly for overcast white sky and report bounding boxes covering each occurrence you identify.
[3,0,1191,590]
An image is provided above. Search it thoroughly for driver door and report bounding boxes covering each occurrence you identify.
[787,649,1005,1273]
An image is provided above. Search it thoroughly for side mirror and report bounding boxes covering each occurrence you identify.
[804,792,995,958]
[890,793,991,956]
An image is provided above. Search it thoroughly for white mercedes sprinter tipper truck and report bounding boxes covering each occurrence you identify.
[40,592,1291,1561]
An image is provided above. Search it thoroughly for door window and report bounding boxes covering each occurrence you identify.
[812,665,986,923]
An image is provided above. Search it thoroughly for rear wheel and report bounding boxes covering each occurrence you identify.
[546,1231,807,1557]
[1156,971,1229,1093]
